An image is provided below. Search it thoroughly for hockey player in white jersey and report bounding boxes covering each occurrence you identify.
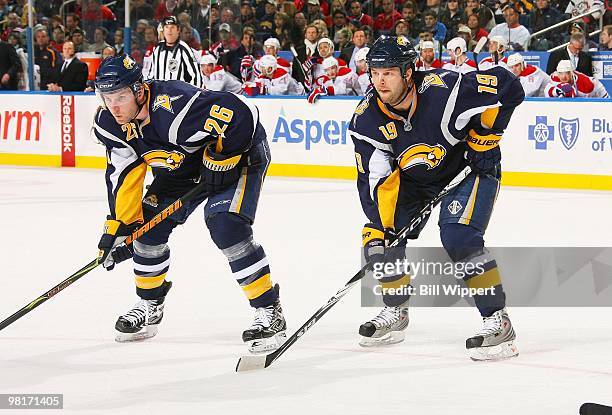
[354,47,371,95]
[545,59,609,98]
[442,37,477,73]
[243,55,304,96]
[479,36,509,70]
[200,52,243,93]
[255,37,292,74]
[308,57,358,102]
[310,37,348,79]
[506,53,550,97]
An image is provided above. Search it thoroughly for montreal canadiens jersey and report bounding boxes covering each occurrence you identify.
[349,67,524,228]
[92,80,264,226]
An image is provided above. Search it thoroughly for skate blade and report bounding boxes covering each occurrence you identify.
[115,325,159,343]
[246,331,287,354]
[359,330,405,347]
[468,340,519,361]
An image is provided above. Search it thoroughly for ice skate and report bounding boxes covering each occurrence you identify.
[466,307,518,361]
[242,284,287,354]
[115,282,172,342]
[359,306,409,347]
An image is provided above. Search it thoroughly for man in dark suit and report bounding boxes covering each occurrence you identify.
[546,33,593,76]
[339,28,370,72]
[47,41,89,92]
[0,40,22,90]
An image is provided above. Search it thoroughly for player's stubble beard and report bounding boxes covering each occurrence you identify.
[387,75,414,110]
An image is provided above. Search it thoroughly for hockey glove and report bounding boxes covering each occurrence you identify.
[98,218,134,270]
[200,142,244,194]
[307,87,326,103]
[465,145,501,176]
[552,83,576,98]
[240,55,254,82]
[362,223,398,265]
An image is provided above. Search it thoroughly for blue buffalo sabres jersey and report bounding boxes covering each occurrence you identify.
[92,80,264,226]
[349,67,524,229]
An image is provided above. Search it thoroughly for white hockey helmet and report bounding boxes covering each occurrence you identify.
[420,40,435,51]
[354,47,370,62]
[506,53,524,67]
[322,56,339,70]
[200,52,217,65]
[317,37,335,53]
[489,35,508,50]
[259,54,278,76]
[264,37,281,51]
[447,37,467,55]
[556,59,573,73]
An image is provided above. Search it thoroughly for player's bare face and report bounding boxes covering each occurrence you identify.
[371,67,410,105]
[325,65,338,79]
[558,71,572,84]
[102,88,138,125]
[510,63,522,76]
[318,43,332,58]
[265,46,278,56]
[201,63,214,76]
[421,48,434,64]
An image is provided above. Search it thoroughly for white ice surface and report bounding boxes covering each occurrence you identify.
[0,166,611,415]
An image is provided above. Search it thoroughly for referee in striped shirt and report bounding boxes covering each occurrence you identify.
[144,16,203,87]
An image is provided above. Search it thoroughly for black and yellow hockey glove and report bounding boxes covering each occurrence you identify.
[97,217,134,271]
[200,142,244,194]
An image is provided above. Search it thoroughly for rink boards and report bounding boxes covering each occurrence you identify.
[0,92,610,190]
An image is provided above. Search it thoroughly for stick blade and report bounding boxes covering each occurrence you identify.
[474,36,487,54]
[235,354,268,372]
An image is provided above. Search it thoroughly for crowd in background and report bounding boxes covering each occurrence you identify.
[0,0,611,97]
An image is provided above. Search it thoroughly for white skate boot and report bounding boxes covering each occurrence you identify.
[359,306,409,347]
[466,307,518,361]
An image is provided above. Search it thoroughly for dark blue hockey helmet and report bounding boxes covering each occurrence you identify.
[366,35,419,77]
[95,54,143,95]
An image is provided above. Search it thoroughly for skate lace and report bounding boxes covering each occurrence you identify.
[477,311,503,336]
[372,306,401,328]
[250,306,274,330]
[122,300,153,326]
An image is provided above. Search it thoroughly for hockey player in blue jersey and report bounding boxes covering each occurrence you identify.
[350,36,524,360]
[93,54,286,353]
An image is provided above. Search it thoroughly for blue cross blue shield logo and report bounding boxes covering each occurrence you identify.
[558,118,580,150]
[528,116,554,150]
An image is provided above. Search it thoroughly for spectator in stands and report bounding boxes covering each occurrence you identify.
[64,13,80,37]
[349,0,374,27]
[226,31,263,79]
[423,9,447,44]
[440,0,464,40]
[527,0,563,50]
[331,9,350,43]
[211,23,239,57]
[181,23,201,50]
[340,28,370,72]
[362,0,383,19]
[401,2,424,39]
[70,28,90,53]
[568,22,598,50]
[507,53,550,97]
[303,24,321,57]
[415,40,443,70]
[47,41,88,92]
[489,5,530,51]
[547,33,593,75]
[221,7,241,35]
[258,0,277,36]
[89,27,110,54]
[417,30,443,51]
[306,0,326,23]
[133,19,149,46]
[463,0,495,31]
[457,24,477,51]
[114,29,125,54]
[467,13,488,42]
[294,12,308,33]
[600,25,612,50]
[130,0,155,27]
[81,0,116,42]
[178,12,202,45]
[394,19,410,37]
[0,0,8,21]
[1,12,21,42]
[241,1,257,28]
[311,19,329,38]
[34,27,61,90]
[374,0,402,34]
[274,11,299,49]
[546,59,609,98]
[336,27,353,50]
[155,0,173,21]
[50,26,65,53]
[0,38,21,90]
[185,0,211,39]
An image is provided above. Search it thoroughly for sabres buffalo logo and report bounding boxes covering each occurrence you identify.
[142,150,185,170]
[152,94,182,114]
[123,56,135,69]
[398,143,446,171]
[418,72,449,93]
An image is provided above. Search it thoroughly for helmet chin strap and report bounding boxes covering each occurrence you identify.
[388,76,413,109]
[130,84,147,123]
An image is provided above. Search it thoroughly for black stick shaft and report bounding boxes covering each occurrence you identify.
[0,182,206,333]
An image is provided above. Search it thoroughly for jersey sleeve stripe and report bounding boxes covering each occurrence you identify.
[349,129,393,152]
[169,90,201,145]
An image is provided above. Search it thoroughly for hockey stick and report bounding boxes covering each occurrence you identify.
[0,181,207,332]
[236,166,472,372]
[581,403,612,415]
[473,37,487,71]
[290,45,311,92]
